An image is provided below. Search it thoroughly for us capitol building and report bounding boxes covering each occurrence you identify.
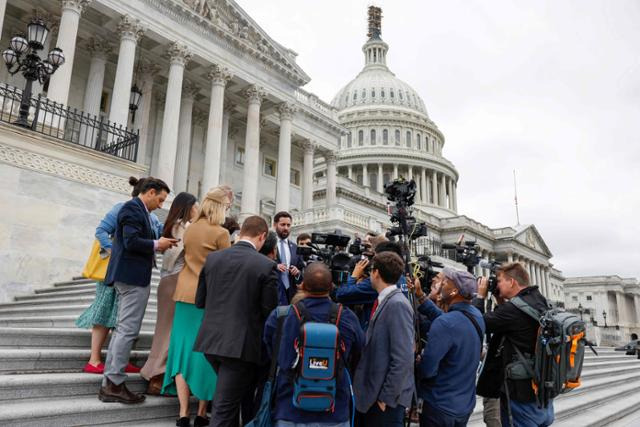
[0,0,637,340]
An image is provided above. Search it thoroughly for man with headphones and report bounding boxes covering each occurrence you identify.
[413,268,486,427]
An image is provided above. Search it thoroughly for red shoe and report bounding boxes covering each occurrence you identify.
[125,363,141,373]
[83,362,104,374]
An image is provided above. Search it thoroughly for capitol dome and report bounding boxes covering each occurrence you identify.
[330,6,459,218]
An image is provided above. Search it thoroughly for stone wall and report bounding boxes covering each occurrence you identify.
[0,125,147,303]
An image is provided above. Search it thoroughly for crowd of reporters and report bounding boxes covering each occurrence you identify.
[86,176,554,427]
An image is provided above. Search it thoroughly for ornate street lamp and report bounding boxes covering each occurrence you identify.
[578,303,584,321]
[2,18,65,127]
[128,84,142,122]
[602,310,607,328]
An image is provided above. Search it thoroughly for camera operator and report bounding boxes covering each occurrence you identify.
[336,240,406,331]
[273,211,306,305]
[475,262,554,427]
[411,269,485,426]
[296,233,311,247]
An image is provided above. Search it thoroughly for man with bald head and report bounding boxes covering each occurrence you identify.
[263,262,365,426]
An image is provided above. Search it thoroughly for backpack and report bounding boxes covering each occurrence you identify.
[290,300,345,412]
[507,296,593,409]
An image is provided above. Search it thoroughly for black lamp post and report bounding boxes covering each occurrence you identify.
[128,84,142,123]
[2,18,65,127]
[602,310,607,328]
[578,303,584,321]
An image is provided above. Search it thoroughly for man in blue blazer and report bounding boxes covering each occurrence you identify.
[273,211,305,305]
[353,251,415,427]
[99,178,177,404]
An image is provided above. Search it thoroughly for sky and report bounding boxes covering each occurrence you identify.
[238,0,640,279]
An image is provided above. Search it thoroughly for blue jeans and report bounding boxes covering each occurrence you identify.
[500,398,554,427]
[420,401,471,427]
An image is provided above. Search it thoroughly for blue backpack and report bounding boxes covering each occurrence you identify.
[291,301,345,412]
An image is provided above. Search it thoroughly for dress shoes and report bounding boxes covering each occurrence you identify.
[98,378,146,404]
[83,362,104,374]
[194,415,210,427]
[176,417,190,427]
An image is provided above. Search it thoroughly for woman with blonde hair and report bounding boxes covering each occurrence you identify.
[163,187,231,427]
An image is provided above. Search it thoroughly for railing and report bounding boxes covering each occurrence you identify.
[294,87,339,120]
[412,236,443,257]
[0,83,139,162]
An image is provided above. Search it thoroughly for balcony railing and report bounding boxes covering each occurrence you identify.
[0,84,139,162]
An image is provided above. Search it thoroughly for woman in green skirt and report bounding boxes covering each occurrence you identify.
[163,187,231,427]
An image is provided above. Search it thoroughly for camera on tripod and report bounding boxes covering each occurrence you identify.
[296,232,352,286]
[412,255,444,294]
[384,178,428,241]
[441,240,481,273]
[479,259,502,296]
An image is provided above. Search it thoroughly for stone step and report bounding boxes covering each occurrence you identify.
[607,404,640,427]
[19,286,159,301]
[0,327,153,350]
[0,316,156,331]
[468,372,640,425]
[52,279,96,287]
[35,282,160,295]
[581,359,640,369]
[0,295,157,309]
[0,348,148,374]
[554,376,640,425]
[0,372,147,401]
[0,304,158,319]
[0,395,185,427]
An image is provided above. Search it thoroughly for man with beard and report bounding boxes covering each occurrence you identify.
[273,211,305,305]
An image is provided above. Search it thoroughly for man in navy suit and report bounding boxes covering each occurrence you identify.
[273,211,305,305]
[99,178,177,404]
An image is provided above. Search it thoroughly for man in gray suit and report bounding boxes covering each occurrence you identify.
[353,251,415,427]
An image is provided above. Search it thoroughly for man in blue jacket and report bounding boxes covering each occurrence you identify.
[99,178,177,404]
[353,251,414,427]
[413,268,485,426]
[263,262,364,426]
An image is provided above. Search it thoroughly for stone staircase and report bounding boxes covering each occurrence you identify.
[1,260,640,426]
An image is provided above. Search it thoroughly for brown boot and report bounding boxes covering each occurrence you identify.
[146,374,164,395]
[98,378,146,404]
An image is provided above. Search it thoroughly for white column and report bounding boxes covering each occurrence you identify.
[0,0,7,39]
[275,103,297,212]
[240,85,266,217]
[440,173,446,206]
[150,93,165,176]
[393,163,398,179]
[302,141,315,210]
[347,165,353,180]
[173,80,198,193]
[447,177,453,209]
[219,102,235,183]
[362,164,369,187]
[78,38,110,147]
[187,111,207,197]
[507,252,513,263]
[421,168,427,203]
[408,165,413,183]
[431,171,438,205]
[47,0,91,106]
[326,152,337,207]
[377,163,384,192]
[615,292,626,326]
[202,65,233,191]
[135,61,160,165]
[156,42,192,190]
[452,181,458,212]
[107,15,144,129]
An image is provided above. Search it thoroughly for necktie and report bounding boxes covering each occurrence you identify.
[370,299,379,320]
[279,240,290,290]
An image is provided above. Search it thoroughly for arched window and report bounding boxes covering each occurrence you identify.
[416,133,421,150]
[345,95,349,104]
[399,91,403,100]
[390,89,395,99]
[381,89,385,98]
[347,132,352,148]
[395,129,401,145]
[358,130,364,146]
[383,129,389,145]
[370,129,376,145]
[371,89,375,98]
[406,131,412,147]
[353,92,357,101]
[362,89,366,99]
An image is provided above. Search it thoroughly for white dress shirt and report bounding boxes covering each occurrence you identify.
[377,285,396,305]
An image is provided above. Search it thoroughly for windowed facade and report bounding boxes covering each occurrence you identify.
[395,129,401,145]
[390,89,394,99]
[358,130,364,146]
[416,133,421,150]
[406,131,412,147]
[347,132,352,148]
[371,89,375,98]
[235,146,245,166]
[290,168,300,186]
[263,158,277,177]
[383,129,388,145]
[370,129,376,145]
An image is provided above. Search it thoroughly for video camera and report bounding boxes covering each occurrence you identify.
[384,178,428,241]
[296,232,352,287]
[441,240,481,273]
[479,259,502,296]
[412,255,444,294]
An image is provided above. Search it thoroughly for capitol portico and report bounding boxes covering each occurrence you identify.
[0,0,568,310]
